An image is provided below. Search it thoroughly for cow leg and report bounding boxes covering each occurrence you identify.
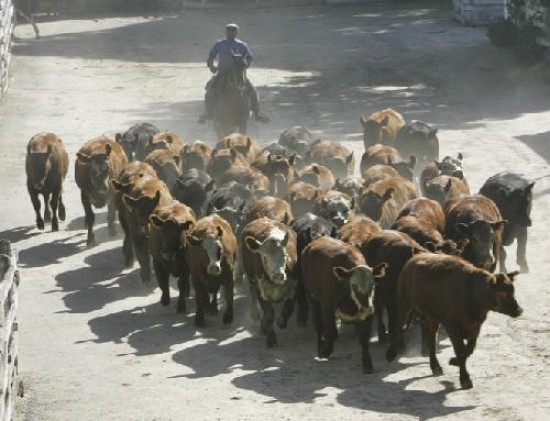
[28,188,44,230]
[194,280,208,327]
[276,297,295,329]
[499,245,508,274]
[248,281,262,321]
[50,189,61,232]
[319,305,337,359]
[118,210,134,268]
[424,319,442,376]
[374,293,387,344]
[58,193,66,221]
[43,192,52,223]
[133,235,151,283]
[81,191,96,246]
[176,258,190,314]
[153,260,170,307]
[296,278,309,327]
[209,291,219,315]
[356,318,374,374]
[310,299,324,357]
[107,197,117,237]
[450,328,479,366]
[258,296,277,347]
[222,277,234,325]
[516,226,529,273]
[447,328,472,389]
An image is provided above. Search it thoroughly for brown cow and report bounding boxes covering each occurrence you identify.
[334,176,365,199]
[295,163,335,192]
[25,132,69,232]
[207,148,249,179]
[117,161,157,185]
[216,166,271,199]
[313,190,355,228]
[75,135,128,246]
[252,152,296,197]
[337,216,380,249]
[420,154,466,195]
[387,253,522,389]
[301,236,386,373]
[242,218,298,347]
[216,133,260,163]
[149,201,196,313]
[357,176,418,229]
[362,164,399,187]
[424,175,470,210]
[144,131,185,157]
[179,140,212,171]
[186,214,237,326]
[306,139,355,178]
[285,182,321,218]
[243,196,293,226]
[360,108,406,150]
[446,195,506,272]
[145,149,181,190]
[113,176,173,282]
[361,230,425,343]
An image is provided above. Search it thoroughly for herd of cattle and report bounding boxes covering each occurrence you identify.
[24,108,535,390]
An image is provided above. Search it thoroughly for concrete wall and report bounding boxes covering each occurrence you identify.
[0,0,14,96]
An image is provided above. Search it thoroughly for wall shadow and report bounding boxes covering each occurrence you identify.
[18,232,86,267]
[0,225,42,245]
[516,131,550,164]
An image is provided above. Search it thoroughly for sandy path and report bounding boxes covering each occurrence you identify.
[1,1,549,420]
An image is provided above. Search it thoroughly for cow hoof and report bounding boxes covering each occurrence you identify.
[176,300,187,314]
[386,347,397,362]
[449,357,459,366]
[431,365,443,376]
[195,315,206,328]
[519,264,529,274]
[37,219,45,230]
[86,238,97,247]
[208,304,219,315]
[140,270,151,283]
[377,331,388,344]
[52,220,59,232]
[58,205,66,221]
[362,365,374,374]
[266,332,277,348]
[123,258,134,269]
[223,311,233,325]
[160,295,170,307]
[460,377,473,390]
[44,212,52,223]
[276,316,288,329]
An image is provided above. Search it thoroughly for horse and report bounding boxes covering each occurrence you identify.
[211,52,251,139]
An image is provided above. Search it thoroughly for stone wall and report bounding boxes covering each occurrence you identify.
[453,0,507,25]
[0,0,14,96]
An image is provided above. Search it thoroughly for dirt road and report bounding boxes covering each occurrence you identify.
[2,1,550,420]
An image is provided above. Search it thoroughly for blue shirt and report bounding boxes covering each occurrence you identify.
[207,38,253,73]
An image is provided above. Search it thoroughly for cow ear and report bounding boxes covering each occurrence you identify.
[334,178,342,189]
[445,179,453,193]
[380,116,389,126]
[282,212,291,225]
[382,187,395,202]
[455,222,470,236]
[330,226,338,238]
[165,135,173,144]
[181,220,194,232]
[147,138,154,147]
[77,152,91,163]
[244,236,262,252]
[430,128,438,136]
[457,152,463,161]
[246,137,253,149]
[152,190,161,209]
[311,190,320,201]
[333,266,352,281]
[281,231,289,246]
[217,226,224,237]
[434,159,442,170]
[372,262,387,279]
[150,214,164,227]
[111,179,130,193]
[408,155,417,169]
[507,271,520,282]
[289,154,296,166]
[230,148,238,160]
[526,182,535,192]
[360,116,366,128]
[424,241,437,253]
[211,149,218,157]
[386,156,394,165]
[122,195,137,211]
[346,152,354,165]
[205,179,216,192]
[312,165,320,175]
[115,133,122,143]
[349,197,355,210]
[173,155,180,169]
[492,220,507,230]
[46,144,53,156]
[105,144,112,157]
[267,154,274,163]
[188,235,202,247]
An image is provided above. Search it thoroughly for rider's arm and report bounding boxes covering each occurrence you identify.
[242,42,253,68]
[207,41,219,69]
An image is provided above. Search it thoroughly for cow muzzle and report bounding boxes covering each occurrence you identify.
[207,264,221,276]
[271,272,287,284]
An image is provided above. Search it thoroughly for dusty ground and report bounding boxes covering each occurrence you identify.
[2,1,550,420]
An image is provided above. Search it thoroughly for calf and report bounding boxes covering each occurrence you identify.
[357,176,418,229]
[25,132,69,231]
[290,213,338,325]
[117,161,157,185]
[172,169,215,218]
[116,177,173,282]
[144,131,185,156]
[446,195,506,272]
[262,143,306,170]
[360,108,406,150]
[337,216,380,248]
[75,136,128,246]
[207,181,254,233]
[216,166,271,199]
[362,164,399,187]
[216,133,260,163]
[395,120,439,171]
[306,139,355,178]
[313,190,355,228]
[242,218,298,347]
[187,215,237,326]
[301,236,386,373]
[295,163,335,192]
[179,140,212,171]
[479,172,534,273]
[252,152,296,197]
[149,202,196,313]
[387,253,522,389]
[285,181,321,218]
[115,122,159,162]
[207,148,249,179]
[334,176,364,200]
[420,153,465,194]
[361,230,425,343]
[278,126,313,156]
[424,175,470,210]
[145,149,181,190]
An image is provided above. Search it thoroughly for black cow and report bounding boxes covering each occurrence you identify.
[207,181,255,233]
[172,169,215,218]
[395,120,439,171]
[115,123,160,162]
[479,172,535,273]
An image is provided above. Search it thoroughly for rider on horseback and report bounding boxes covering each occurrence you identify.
[198,23,270,124]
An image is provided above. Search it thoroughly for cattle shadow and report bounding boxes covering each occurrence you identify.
[18,232,86,268]
[54,247,155,313]
[0,225,42,245]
